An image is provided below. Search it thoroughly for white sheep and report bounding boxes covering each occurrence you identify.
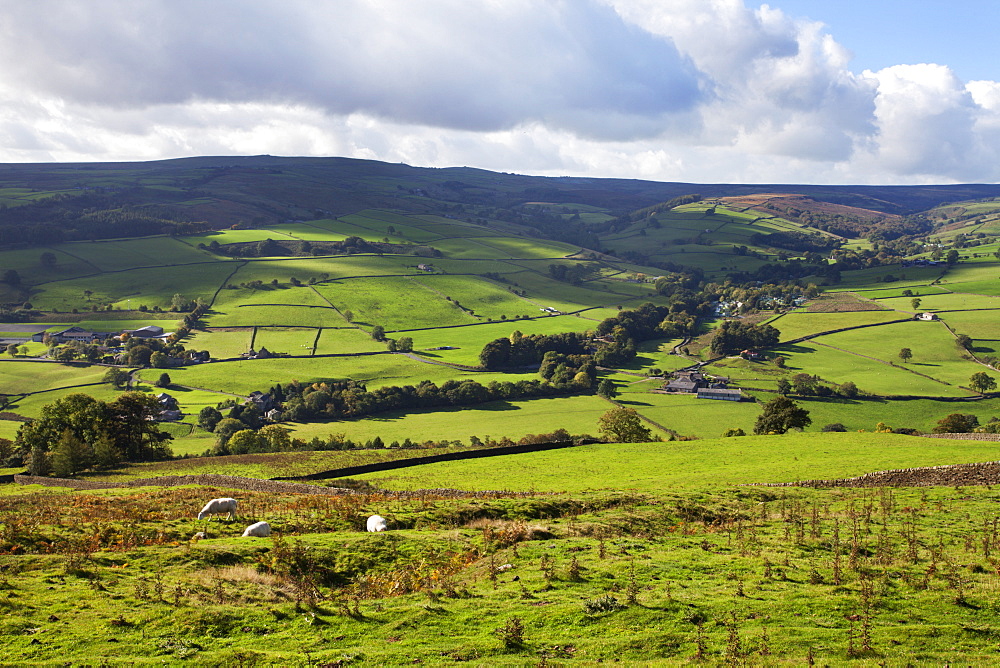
[241,521,271,538]
[366,514,387,532]
[198,497,238,521]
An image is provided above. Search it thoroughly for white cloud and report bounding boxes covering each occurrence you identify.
[0,0,997,184]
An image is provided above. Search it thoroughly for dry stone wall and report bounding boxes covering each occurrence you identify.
[751,461,1000,488]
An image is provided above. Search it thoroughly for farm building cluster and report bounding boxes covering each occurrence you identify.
[658,369,743,401]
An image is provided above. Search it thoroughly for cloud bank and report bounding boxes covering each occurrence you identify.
[0,0,997,184]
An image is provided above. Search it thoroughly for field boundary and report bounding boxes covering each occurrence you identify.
[748,457,1000,488]
[273,439,590,481]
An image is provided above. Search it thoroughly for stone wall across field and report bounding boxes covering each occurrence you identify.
[750,461,1000,489]
[918,433,1000,441]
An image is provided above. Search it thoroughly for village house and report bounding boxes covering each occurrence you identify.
[248,390,275,412]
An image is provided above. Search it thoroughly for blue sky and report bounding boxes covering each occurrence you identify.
[772,0,999,81]
[0,0,997,185]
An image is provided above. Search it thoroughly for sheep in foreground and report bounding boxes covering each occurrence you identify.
[242,521,271,538]
[366,514,387,532]
[198,497,238,521]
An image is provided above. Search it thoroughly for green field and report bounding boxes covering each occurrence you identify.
[354,431,1000,492]
[771,340,971,397]
[766,311,907,342]
[314,277,476,330]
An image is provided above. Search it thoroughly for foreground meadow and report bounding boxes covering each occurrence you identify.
[3,433,1000,664]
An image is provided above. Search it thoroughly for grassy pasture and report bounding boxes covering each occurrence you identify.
[877,292,1000,312]
[470,236,578,259]
[498,271,637,314]
[0,361,111,396]
[833,264,945,287]
[794,394,1000,434]
[313,327,387,355]
[185,329,252,358]
[0,247,98,284]
[427,237,515,259]
[164,354,538,397]
[766,311,907,342]
[210,283,330,309]
[179,228,298,245]
[412,275,533,319]
[31,263,234,311]
[818,320,989,389]
[613,337,689,375]
[426,258,525,275]
[616,390,764,439]
[314,277,474,330]
[937,309,1000,339]
[338,214,444,244]
[202,303,345,328]
[251,327,319,356]
[771,340,970,397]
[50,237,213,271]
[265,222,349,241]
[5,383,128,420]
[857,285,951,299]
[355,431,1000,492]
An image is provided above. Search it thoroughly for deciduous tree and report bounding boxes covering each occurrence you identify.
[753,396,811,435]
[969,372,997,394]
[597,406,653,443]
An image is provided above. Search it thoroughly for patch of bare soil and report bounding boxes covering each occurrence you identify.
[806,293,887,312]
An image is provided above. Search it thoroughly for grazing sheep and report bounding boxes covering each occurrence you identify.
[366,514,387,532]
[192,532,208,540]
[241,521,271,538]
[198,497,238,521]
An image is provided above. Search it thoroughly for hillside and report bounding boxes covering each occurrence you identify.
[1,156,1000,664]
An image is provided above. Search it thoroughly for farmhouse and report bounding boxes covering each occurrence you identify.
[917,312,938,321]
[662,369,708,393]
[248,391,275,412]
[42,326,113,343]
[417,263,434,271]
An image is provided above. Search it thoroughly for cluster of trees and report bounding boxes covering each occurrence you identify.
[750,230,841,253]
[538,351,597,386]
[15,392,173,476]
[206,235,433,259]
[547,262,598,284]
[710,320,781,356]
[201,374,598,452]
[776,374,860,399]
[479,331,588,369]
[0,191,212,246]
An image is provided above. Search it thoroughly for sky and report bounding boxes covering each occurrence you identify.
[0,0,997,185]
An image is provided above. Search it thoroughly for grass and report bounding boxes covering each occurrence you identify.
[158,355,539,398]
[877,292,1000,312]
[817,320,985,389]
[354,431,1000,491]
[31,263,236,312]
[766,311,906,342]
[185,329,253,358]
[0,361,110,396]
[771,340,971,397]
[49,237,214,272]
[314,277,476,330]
